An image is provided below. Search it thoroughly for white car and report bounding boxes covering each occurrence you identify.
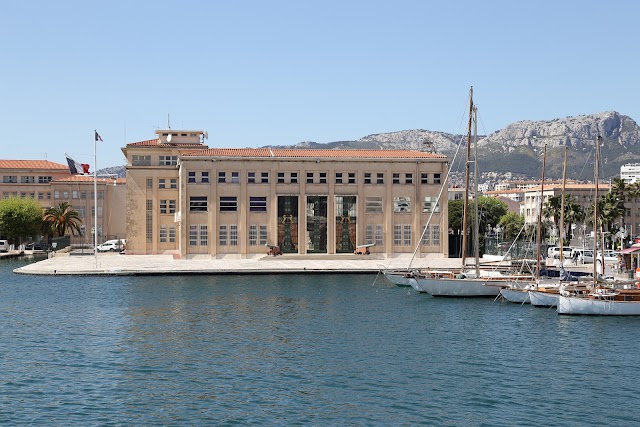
[96,240,123,252]
[582,250,617,265]
[547,246,572,259]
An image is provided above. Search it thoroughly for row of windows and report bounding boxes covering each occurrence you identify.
[2,191,105,200]
[170,223,440,248]
[187,196,440,213]
[146,172,443,189]
[2,176,53,184]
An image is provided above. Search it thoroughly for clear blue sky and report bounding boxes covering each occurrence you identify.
[2,0,637,168]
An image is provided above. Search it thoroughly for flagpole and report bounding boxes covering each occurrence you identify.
[94,130,98,268]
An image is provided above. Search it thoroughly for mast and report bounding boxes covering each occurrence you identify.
[473,105,480,275]
[559,146,568,265]
[593,136,601,283]
[461,86,473,269]
[536,144,547,280]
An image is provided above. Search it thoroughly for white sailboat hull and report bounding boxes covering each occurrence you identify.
[558,295,640,316]
[413,277,502,297]
[500,288,531,304]
[528,290,559,307]
[381,270,412,287]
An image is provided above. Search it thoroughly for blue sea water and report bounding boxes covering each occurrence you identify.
[2,256,640,426]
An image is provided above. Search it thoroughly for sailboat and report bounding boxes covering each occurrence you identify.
[557,136,640,315]
[411,87,530,297]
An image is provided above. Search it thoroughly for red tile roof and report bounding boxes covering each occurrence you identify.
[0,160,69,170]
[126,139,207,149]
[526,183,611,192]
[181,148,446,159]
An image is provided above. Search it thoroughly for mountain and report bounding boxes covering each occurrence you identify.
[278,111,640,184]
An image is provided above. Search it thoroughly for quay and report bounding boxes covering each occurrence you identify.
[0,250,26,260]
[12,252,611,277]
[13,252,445,276]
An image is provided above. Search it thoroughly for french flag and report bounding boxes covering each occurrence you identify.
[65,154,90,175]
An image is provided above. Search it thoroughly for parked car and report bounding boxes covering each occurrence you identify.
[96,241,121,252]
[0,240,8,252]
[583,249,617,265]
[547,246,572,259]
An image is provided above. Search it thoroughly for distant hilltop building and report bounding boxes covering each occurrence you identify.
[621,163,640,184]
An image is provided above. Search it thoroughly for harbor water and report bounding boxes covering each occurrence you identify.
[2,257,640,426]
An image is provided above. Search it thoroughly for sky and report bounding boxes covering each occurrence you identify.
[1,0,638,168]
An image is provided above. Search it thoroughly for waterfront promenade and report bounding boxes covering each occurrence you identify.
[14,252,449,276]
[13,251,607,277]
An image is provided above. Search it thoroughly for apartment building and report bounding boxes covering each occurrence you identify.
[122,130,450,258]
[0,159,126,245]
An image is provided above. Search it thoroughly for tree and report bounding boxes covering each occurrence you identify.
[498,212,525,242]
[42,202,83,237]
[448,199,464,235]
[0,197,44,243]
[542,194,584,245]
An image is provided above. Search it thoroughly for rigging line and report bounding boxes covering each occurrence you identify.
[408,131,467,270]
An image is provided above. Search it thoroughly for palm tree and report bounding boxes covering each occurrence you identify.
[563,196,586,246]
[42,202,83,237]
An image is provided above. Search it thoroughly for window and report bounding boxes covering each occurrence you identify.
[62,191,69,199]
[432,225,440,246]
[230,225,238,246]
[189,196,208,212]
[231,172,239,184]
[159,179,166,189]
[421,173,429,184]
[421,225,430,245]
[200,225,208,246]
[169,226,176,243]
[3,176,17,183]
[146,178,153,189]
[348,173,356,184]
[38,176,52,184]
[72,191,79,199]
[261,172,269,184]
[21,176,35,184]
[170,179,177,189]
[259,225,267,246]
[366,224,374,244]
[290,172,298,184]
[201,172,209,183]
[319,172,327,184]
[189,225,198,246]
[188,172,196,183]
[169,200,176,214]
[132,155,151,166]
[364,173,372,184]
[248,172,256,184]
[375,224,384,246]
[393,173,400,184]
[54,191,60,199]
[98,191,104,200]
[218,171,226,183]
[249,224,258,246]
[405,173,413,184]
[394,197,411,213]
[376,173,384,184]
[146,200,153,242]
[160,225,167,243]
[335,172,343,184]
[250,196,267,212]
[278,172,285,184]
[220,196,237,212]
[394,224,402,245]
[434,173,441,185]
[219,225,227,246]
[160,200,168,214]
[159,155,177,166]
[423,197,440,213]
[307,172,314,184]
[403,224,412,245]
[366,197,383,213]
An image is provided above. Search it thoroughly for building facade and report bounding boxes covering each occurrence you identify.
[123,130,450,258]
[0,160,126,245]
